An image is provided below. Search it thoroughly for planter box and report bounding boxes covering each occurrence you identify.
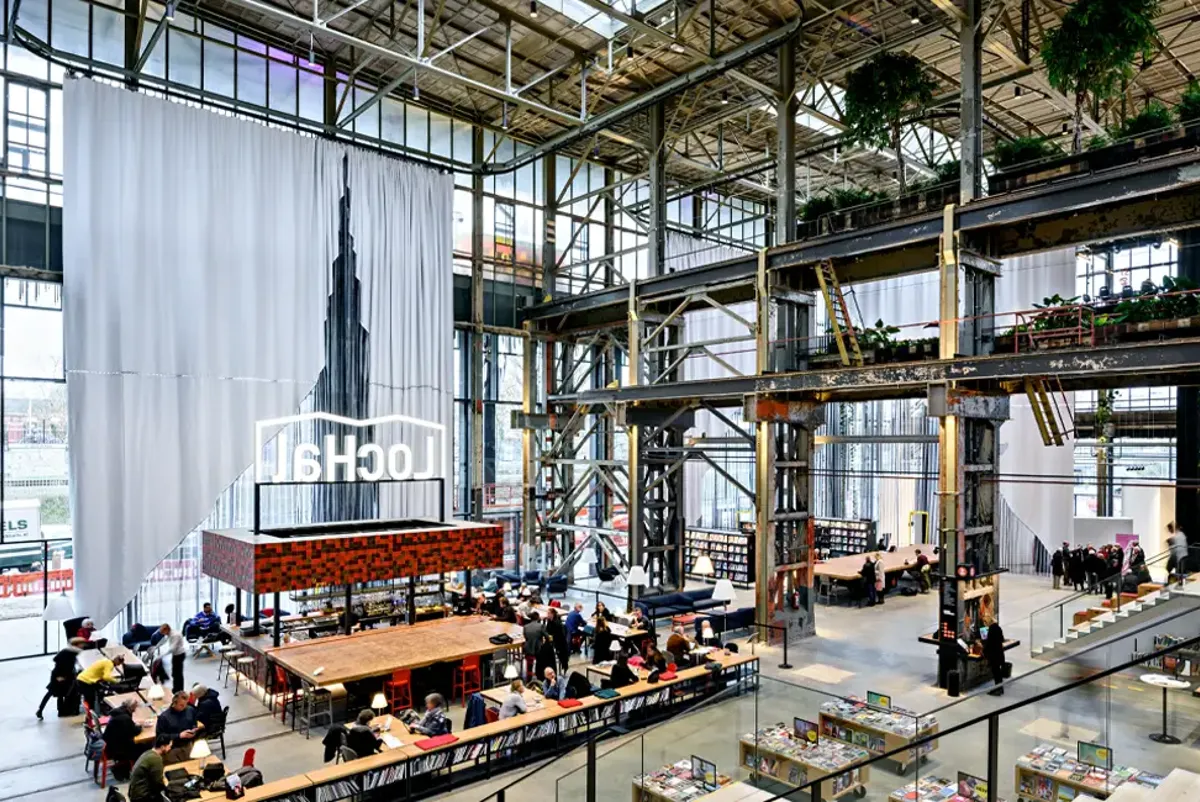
[988,124,1200,195]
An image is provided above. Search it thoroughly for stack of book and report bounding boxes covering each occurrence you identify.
[821,696,937,739]
[634,759,722,801]
[1014,745,1162,801]
[744,723,870,787]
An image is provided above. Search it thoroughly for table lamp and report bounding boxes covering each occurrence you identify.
[626,564,649,611]
[371,692,388,717]
[148,684,165,703]
[712,578,736,644]
[189,738,211,770]
[691,555,715,578]
[504,662,520,680]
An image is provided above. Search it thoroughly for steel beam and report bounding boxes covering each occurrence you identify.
[648,102,667,278]
[776,37,798,246]
[542,155,557,300]
[959,0,983,202]
[1179,228,1200,559]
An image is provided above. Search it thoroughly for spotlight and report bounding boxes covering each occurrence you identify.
[626,42,634,59]
[1014,85,1022,97]
[165,0,176,20]
[721,90,729,105]
[308,32,315,64]
[669,42,686,54]
[1062,122,1069,135]
[530,0,538,17]
[910,6,920,24]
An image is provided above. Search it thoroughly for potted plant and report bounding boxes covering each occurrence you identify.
[1111,101,1177,143]
[1178,82,1200,127]
[1041,0,1160,153]
[842,52,938,196]
[987,137,1058,193]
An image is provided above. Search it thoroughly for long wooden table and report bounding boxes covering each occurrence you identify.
[102,690,162,744]
[268,616,524,686]
[814,545,939,582]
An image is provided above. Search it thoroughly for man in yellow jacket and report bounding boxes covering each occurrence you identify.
[77,654,124,711]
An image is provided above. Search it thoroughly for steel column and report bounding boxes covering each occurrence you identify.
[1178,229,1200,561]
[959,0,983,202]
[648,103,667,278]
[775,38,798,245]
[470,128,486,521]
[543,155,558,300]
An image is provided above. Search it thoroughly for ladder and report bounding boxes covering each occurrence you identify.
[814,260,863,367]
[1025,376,1073,446]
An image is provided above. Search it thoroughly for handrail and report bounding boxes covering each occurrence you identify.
[1027,548,1171,618]
[750,629,1200,802]
[479,725,623,802]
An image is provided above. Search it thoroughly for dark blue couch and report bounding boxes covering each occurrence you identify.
[635,588,724,619]
[694,607,754,637]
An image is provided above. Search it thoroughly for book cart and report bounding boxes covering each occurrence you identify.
[818,696,939,773]
[1013,745,1164,802]
[739,724,870,800]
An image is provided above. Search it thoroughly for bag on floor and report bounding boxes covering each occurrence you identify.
[57,688,80,717]
[229,766,263,788]
[105,788,126,802]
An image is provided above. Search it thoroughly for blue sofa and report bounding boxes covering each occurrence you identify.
[635,587,724,619]
[694,607,754,637]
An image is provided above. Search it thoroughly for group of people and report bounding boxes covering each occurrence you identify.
[1051,540,1150,597]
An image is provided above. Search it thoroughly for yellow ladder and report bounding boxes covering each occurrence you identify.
[1024,376,1072,446]
[814,260,863,367]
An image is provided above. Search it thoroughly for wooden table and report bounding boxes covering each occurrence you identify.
[814,545,938,582]
[268,616,524,686]
[167,759,312,801]
[102,690,162,744]
[77,644,143,669]
[480,687,547,711]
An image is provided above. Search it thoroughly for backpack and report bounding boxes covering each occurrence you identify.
[105,788,126,802]
[230,766,264,788]
[84,729,105,762]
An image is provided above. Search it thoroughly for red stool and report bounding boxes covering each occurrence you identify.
[384,669,413,712]
[452,655,481,707]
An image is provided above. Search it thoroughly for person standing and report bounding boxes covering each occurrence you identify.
[862,556,877,606]
[1051,544,1065,590]
[154,623,187,693]
[522,612,544,680]
[984,620,1007,696]
[1168,522,1189,586]
[874,554,886,605]
[545,607,569,672]
[35,637,84,719]
[76,654,124,711]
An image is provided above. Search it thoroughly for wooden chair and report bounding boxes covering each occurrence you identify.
[384,669,413,713]
[452,655,482,708]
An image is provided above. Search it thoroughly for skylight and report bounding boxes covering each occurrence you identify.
[542,0,672,40]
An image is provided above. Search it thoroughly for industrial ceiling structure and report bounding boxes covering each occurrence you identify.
[194,0,1200,202]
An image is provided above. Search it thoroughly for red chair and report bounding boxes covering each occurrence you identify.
[242,748,256,768]
[384,669,413,712]
[452,655,482,707]
[92,743,109,788]
[484,707,499,723]
[270,665,301,725]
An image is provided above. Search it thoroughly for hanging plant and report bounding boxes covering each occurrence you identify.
[842,52,938,195]
[1041,0,1161,153]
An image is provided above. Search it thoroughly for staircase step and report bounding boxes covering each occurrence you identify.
[1153,768,1200,801]
[1106,784,1152,802]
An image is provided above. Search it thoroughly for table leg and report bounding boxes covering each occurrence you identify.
[1148,686,1182,744]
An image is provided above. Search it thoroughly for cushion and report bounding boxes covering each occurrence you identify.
[414,734,459,750]
[683,588,715,602]
[691,599,724,612]
[659,671,678,681]
[557,698,583,708]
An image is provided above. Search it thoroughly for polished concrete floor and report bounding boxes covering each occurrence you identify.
[2,573,1198,801]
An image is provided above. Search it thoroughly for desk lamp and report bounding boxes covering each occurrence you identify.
[371,692,388,717]
[148,684,165,703]
[626,564,649,612]
[503,662,520,680]
[189,739,211,770]
[711,579,737,645]
[691,555,715,578]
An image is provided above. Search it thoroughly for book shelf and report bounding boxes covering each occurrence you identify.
[739,724,870,800]
[818,696,939,773]
[813,518,877,560]
[685,524,755,587]
[1013,745,1163,802]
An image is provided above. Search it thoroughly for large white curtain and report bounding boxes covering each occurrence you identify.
[65,79,452,624]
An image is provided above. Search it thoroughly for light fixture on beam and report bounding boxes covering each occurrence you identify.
[530,0,538,17]
[721,90,729,105]
[669,42,686,54]
[1014,85,1022,97]
[626,42,635,59]
[909,6,920,25]
[165,0,176,21]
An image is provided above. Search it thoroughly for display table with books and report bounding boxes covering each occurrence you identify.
[632,759,734,802]
[888,776,1003,802]
[819,696,939,773]
[739,724,870,799]
[1014,745,1164,802]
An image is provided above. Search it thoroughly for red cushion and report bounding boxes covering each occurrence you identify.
[414,734,459,750]
[659,671,678,681]
[557,698,583,708]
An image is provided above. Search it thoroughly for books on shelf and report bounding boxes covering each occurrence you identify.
[1014,745,1161,800]
[820,696,937,739]
[743,723,869,782]
[685,527,755,586]
[634,759,722,802]
[813,518,877,560]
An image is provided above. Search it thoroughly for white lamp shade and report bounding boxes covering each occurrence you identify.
[691,555,715,576]
[582,548,598,564]
[503,582,513,592]
[371,692,388,710]
[148,684,165,701]
[711,578,737,603]
[611,641,622,653]
[42,595,74,621]
[189,739,211,760]
[504,663,519,679]
[626,565,650,586]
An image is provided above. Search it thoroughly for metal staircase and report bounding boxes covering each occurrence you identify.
[814,260,863,367]
[1024,376,1072,446]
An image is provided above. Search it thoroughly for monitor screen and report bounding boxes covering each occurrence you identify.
[1078,741,1113,770]
[793,717,820,745]
[867,691,891,709]
[957,772,987,801]
[691,755,717,791]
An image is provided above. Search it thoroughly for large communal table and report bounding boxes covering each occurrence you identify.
[813,545,938,582]
[268,615,524,686]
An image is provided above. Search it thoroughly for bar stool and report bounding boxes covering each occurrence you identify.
[384,669,413,713]
[218,648,243,685]
[296,681,333,739]
[233,657,257,697]
[452,655,481,708]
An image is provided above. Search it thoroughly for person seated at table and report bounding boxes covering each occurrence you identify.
[76,619,108,649]
[697,620,719,648]
[190,683,222,730]
[591,617,615,665]
[128,735,173,802]
[542,666,569,700]
[498,679,528,720]
[643,644,668,672]
[666,625,693,664]
[156,691,203,762]
[904,549,932,594]
[186,603,221,636]
[493,595,517,624]
[102,699,143,779]
[516,590,536,619]
[593,600,616,623]
[565,670,596,699]
[77,653,124,711]
[628,606,655,638]
[345,709,383,757]
[409,693,451,736]
[604,653,638,690]
[565,603,587,650]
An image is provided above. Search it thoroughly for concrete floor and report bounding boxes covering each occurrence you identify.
[1,573,1197,801]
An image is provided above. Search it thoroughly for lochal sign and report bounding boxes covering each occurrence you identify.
[254,412,446,484]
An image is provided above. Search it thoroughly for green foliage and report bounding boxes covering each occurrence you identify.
[1041,0,1160,148]
[1113,101,1175,139]
[933,160,961,185]
[857,319,902,350]
[1178,82,1200,124]
[842,53,938,152]
[1085,133,1111,151]
[801,194,836,222]
[801,188,889,221]
[992,136,1054,169]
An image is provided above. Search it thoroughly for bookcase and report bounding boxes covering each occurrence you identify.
[813,518,877,560]
[685,524,755,587]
